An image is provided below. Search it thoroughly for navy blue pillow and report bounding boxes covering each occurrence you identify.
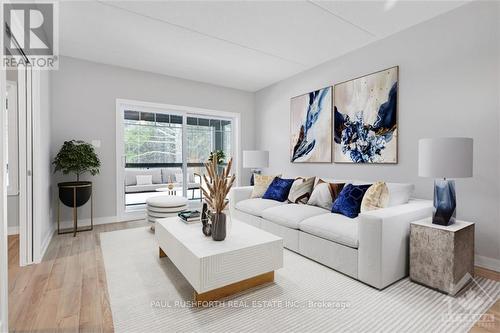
[331,184,371,218]
[263,177,295,202]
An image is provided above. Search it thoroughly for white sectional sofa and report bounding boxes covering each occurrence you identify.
[229,181,433,289]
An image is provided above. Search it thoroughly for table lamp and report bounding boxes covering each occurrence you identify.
[243,150,269,186]
[418,137,473,226]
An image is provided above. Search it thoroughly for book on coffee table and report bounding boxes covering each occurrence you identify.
[178,210,201,223]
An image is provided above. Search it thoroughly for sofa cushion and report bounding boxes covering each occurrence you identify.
[125,168,162,186]
[299,213,359,248]
[262,204,329,229]
[136,175,153,186]
[126,184,165,193]
[235,198,286,217]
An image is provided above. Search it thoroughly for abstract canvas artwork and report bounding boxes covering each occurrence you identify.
[290,87,332,163]
[334,66,398,163]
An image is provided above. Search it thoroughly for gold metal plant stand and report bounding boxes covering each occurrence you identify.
[57,182,93,237]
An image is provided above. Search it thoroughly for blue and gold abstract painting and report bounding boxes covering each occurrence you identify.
[334,67,398,163]
[290,87,332,163]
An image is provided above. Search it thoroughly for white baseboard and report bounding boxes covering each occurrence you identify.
[57,215,145,230]
[37,223,55,263]
[475,255,500,272]
[8,226,19,235]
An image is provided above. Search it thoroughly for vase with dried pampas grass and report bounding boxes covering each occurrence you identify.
[200,157,235,241]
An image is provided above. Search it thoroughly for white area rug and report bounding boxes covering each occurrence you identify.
[100,227,499,333]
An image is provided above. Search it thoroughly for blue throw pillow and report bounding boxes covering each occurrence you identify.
[262,177,295,202]
[332,184,371,218]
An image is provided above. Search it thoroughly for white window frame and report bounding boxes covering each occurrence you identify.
[115,99,241,221]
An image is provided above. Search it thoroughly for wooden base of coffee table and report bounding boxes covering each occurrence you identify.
[159,246,274,305]
[159,247,167,258]
[193,271,274,304]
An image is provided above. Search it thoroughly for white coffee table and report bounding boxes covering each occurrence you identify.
[155,217,283,303]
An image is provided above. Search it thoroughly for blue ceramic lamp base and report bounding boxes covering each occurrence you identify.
[250,169,262,186]
[433,179,456,226]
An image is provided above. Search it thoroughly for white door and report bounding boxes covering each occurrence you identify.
[0,68,10,333]
[17,66,33,266]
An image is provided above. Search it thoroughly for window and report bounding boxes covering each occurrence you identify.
[124,110,182,166]
[120,106,235,210]
[186,116,232,183]
[186,117,232,164]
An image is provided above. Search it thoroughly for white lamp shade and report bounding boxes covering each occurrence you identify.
[418,137,473,178]
[243,150,269,169]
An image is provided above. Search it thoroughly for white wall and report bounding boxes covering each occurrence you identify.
[6,197,17,232]
[255,2,500,264]
[51,56,254,221]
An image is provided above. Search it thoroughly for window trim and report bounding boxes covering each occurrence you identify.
[115,98,241,220]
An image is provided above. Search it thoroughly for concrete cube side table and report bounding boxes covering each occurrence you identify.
[410,218,474,295]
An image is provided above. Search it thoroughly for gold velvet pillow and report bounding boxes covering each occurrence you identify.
[251,174,281,198]
[360,181,389,212]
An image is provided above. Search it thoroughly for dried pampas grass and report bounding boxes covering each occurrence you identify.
[201,157,235,214]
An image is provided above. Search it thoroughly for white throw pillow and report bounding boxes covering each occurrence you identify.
[307,183,332,210]
[307,181,345,211]
[136,175,152,186]
[386,183,415,206]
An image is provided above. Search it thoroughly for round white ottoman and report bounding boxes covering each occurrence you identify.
[146,195,188,230]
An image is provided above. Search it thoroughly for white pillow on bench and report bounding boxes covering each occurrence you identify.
[136,175,153,186]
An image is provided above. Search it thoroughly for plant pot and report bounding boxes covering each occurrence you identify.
[211,212,226,241]
[58,181,92,208]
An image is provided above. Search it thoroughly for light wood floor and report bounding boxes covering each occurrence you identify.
[8,220,148,332]
[7,221,500,332]
[471,267,500,332]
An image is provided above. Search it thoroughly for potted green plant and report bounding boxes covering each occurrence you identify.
[53,140,101,208]
[208,150,225,165]
[208,150,226,174]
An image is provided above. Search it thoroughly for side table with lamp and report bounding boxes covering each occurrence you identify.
[410,137,474,295]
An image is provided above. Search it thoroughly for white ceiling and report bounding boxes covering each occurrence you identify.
[59,0,468,92]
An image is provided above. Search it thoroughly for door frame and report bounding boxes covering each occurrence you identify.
[115,98,241,220]
[6,80,18,197]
